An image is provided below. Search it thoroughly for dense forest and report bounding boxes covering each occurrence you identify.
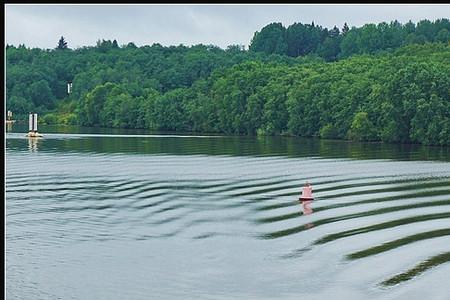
[250,18,450,60]
[5,19,450,145]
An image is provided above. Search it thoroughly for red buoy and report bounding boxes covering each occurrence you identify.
[299,181,314,201]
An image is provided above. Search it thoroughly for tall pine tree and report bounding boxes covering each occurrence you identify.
[342,23,350,35]
[57,36,68,49]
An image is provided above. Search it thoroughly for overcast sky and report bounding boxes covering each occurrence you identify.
[5,4,450,50]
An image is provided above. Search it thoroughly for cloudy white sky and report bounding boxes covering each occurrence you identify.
[5,4,450,49]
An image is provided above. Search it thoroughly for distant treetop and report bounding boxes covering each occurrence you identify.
[57,36,68,50]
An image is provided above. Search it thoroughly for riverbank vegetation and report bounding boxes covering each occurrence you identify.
[6,19,450,145]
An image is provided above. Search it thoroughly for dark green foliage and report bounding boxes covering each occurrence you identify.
[57,36,68,50]
[285,22,326,57]
[5,19,450,146]
[249,18,450,59]
[348,112,377,141]
[342,23,349,35]
[319,124,338,139]
[249,23,288,55]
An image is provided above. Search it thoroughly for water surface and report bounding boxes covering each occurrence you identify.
[6,124,450,299]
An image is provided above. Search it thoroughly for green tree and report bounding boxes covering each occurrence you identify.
[81,82,118,126]
[28,80,55,109]
[57,36,68,50]
[249,22,288,55]
[317,36,341,61]
[286,22,326,57]
[348,112,377,141]
[435,28,450,43]
[342,23,350,35]
[320,124,338,139]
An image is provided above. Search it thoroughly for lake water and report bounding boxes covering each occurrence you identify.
[6,124,450,299]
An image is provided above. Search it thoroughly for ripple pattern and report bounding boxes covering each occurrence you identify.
[6,133,450,299]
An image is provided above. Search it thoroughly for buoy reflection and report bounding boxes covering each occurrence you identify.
[302,200,313,215]
[28,137,39,152]
[301,199,314,229]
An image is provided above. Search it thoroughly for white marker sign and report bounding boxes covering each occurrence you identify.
[29,113,38,132]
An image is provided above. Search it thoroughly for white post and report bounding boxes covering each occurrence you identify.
[33,113,38,132]
[29,113,38,132]
[29,113,33,132]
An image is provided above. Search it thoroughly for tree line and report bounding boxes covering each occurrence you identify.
[249,18,450,61]
[5,19,450,146]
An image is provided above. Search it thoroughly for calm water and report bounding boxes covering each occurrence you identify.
[6,124,450,299]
